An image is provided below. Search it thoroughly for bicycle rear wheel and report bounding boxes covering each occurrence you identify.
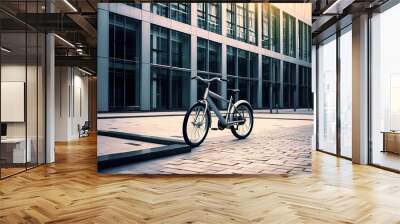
[182,102,210,147]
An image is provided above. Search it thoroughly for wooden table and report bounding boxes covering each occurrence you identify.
[1,138,31,164]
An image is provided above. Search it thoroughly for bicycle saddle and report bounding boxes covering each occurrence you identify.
[227,88,240,92]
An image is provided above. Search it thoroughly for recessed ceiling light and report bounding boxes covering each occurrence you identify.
[54,34,75,48]
[63,0,78,12]
[78,67,93,76]
[1,47,11,53]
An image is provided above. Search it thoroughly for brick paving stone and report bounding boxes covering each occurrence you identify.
[99,115,313,176]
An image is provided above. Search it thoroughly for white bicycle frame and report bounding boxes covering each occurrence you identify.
[198,81,245,128]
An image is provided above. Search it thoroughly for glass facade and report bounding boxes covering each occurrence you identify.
[151,68,190,110]
[283,62,296,109]
[262,4,280,52]
[197,3,221,34]
[262,56,281,109]
[270,6,280,52]
[109,13,141,111]
[197,38,222,100]
[0,4,46,179]
[152,3,191,24]
[151,24,191,110]
[299,20,312,62]
[226,3,258,45]
[298,66,313,109]
[226,46,259,107]
[283,12,296,58]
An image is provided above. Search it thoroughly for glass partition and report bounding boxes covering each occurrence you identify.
[1,32,27,177]
[0,2,46,179]
[317,35,337,154]
[371,4,400,171]
[339,26,352,158]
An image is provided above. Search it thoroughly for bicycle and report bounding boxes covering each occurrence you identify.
[182,76,254,147]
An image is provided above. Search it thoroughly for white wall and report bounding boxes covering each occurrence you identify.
[55,67,89,141]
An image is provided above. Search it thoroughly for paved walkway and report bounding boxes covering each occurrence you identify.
[98,109,314,120]
[98,114,313,175]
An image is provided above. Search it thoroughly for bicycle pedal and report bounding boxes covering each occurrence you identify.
[211,128,218,130]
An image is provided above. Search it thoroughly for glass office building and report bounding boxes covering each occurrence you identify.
[97,3,312,112]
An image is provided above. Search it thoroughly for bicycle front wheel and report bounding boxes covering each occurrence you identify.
[230,102,254,139]
[182,102,210,147]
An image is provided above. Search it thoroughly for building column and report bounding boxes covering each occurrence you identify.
[312,45,317,149]
[140,20,151,111]
[97,6,109,112]
[220,4,228,108]
[352,14,369,164]
[190,4,198,106]
[257,3,263,109]
[221,43,227,104]
[46,32,55,163]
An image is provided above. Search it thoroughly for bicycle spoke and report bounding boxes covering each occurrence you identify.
[186,104,208,144]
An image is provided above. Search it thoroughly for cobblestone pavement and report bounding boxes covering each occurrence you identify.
[99,114,313,176]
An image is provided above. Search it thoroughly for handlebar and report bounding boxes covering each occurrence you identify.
[191,76,228,83]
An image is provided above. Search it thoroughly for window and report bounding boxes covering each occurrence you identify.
[226,3,258,45]
[248,3,257,44]
[227,46,259,108]
[262,4,270,49]
[227,46,236,76]
[151,24,190,68]
[237,49,248,77]
[208,3,221,33]
[270,6,280,52]
[298,66,312,110]
[109,13,141,111]
[339,27,352,158]
[197,3,207,30]
[283,62,296,108]
[151,68,190,110]
[152,3,169,17]
[198,3,221,34]
[208,40,221,73]
[170,3,190,24]
[152,3,190,24]
[125,3,141,9]
[299,21,311,62]
[197,37,221,73]
[151,25,169,66]
[226,3,236,38]
[149,25,191,110]
[236,3,246,41]
[170,30,190,68]
[197,38,207,71]
[370,5,400,171]
[283,12,296,57]
[197,38,222,100]
[318,36,337,154]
